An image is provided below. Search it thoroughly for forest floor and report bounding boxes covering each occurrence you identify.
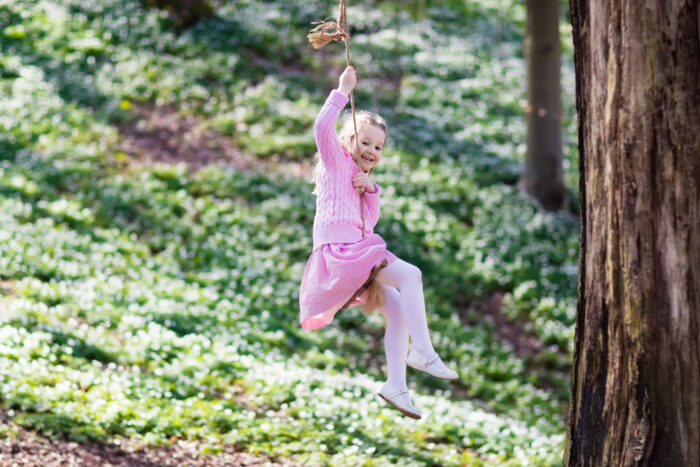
[1,101,545,467]
[0,104,311,467]
[0,413,298,467]
[0,428,298,466]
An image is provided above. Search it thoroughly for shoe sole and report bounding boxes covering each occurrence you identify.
[377,393,421,419]
[406,362,459,381]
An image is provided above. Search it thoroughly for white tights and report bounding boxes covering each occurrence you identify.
[374,258,435,390]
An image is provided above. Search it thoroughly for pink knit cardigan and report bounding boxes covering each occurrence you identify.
[312,89,381,250]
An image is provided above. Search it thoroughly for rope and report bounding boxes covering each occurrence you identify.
[308,0,366,237]
[308,0,388,313]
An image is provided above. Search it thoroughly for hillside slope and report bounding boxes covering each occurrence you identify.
[0,0,578,465]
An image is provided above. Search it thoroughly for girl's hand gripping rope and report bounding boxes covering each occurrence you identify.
[352,171,375,193]
[338,66,356,95]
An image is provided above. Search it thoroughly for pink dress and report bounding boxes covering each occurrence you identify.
[299,90,397,330]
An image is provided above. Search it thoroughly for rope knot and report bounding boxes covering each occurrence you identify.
[307,20,347,49]
[308,0,349,49]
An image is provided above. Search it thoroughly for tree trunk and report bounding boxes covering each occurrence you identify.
[522,0,568,211]
[565,0,700,465]
[143,0,213,28]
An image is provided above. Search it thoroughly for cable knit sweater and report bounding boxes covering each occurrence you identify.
[312,89,381,250]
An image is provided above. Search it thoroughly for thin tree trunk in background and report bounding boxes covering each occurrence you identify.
[391,5,404,111]
[414,0,426,20]
[143,0,213,27]
[522,0,568,211]
[565,0,700,465]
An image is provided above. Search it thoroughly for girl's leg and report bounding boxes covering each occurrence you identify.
[376,285,409,390]
[376,284,421,417]
[375,259,435,357]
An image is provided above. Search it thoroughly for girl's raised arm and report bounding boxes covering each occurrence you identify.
[314,67,356,167]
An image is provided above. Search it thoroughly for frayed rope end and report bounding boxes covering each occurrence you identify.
[307,20,346,49]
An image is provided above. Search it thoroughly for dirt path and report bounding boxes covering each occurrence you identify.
[0,422,300,467]
[115,102,314,179]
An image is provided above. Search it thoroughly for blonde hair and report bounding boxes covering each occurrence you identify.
[362,279,384,313]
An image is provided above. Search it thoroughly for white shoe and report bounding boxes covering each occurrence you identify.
[377,382,422,419]
[406,350,458,380]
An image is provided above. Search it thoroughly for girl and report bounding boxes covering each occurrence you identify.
[299,66,458,419]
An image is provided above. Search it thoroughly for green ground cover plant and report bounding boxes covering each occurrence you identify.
[1,0,579,465]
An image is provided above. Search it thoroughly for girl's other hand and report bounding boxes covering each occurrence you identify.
[338,66,357,95]
[352,171,375,192]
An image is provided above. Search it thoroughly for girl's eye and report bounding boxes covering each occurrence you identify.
[375,147,381,151]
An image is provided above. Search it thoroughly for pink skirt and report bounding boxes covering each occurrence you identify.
[299,234,397,330]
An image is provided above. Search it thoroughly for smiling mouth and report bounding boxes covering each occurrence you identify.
[361,155,374,163]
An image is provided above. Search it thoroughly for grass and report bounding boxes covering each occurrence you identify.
[0,0,578,465]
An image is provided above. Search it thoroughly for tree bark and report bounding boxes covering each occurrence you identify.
[522,0,568,211]
[565,0,700,465]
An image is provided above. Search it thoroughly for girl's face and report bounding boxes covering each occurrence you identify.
[355,124,386,173]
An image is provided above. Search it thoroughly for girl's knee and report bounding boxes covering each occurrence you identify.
[407,263,422,283]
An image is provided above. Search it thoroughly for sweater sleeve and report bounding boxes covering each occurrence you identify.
[314,90,350,168]
[364,183,381,229]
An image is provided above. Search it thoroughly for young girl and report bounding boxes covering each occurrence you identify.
[299,66,458,419]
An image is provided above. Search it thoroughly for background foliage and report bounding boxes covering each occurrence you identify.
[0,0,579,465]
